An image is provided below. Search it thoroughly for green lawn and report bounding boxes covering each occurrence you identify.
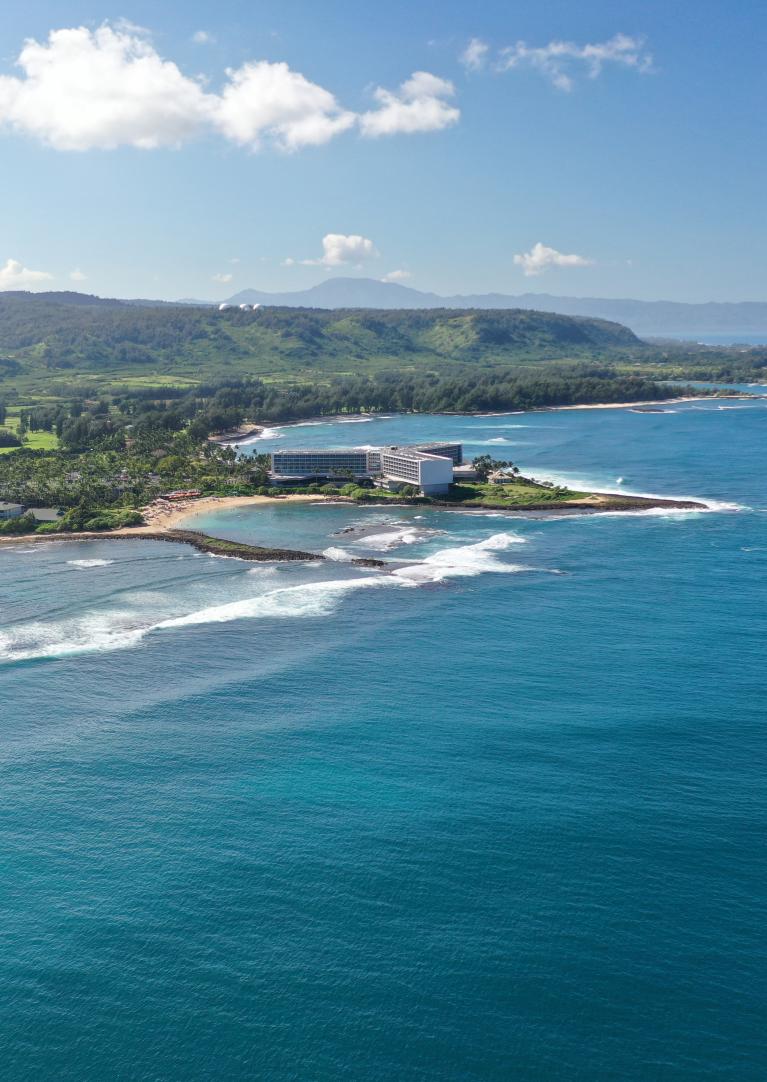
[442,481,590,508]
[0,407,60,453]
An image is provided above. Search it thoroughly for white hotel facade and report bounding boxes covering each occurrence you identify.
[270,443,462,495]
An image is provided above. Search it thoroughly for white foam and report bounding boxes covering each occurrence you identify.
[530,470,743,514]
[235,427,283,445]
[67,559,115,568]
[323,546,354,561]
[0,611,148,662]
[336,416,374,423]
[471,438,521,446]
[392,532,529,583]
[154,576,401,629]
[356,526,444,552]
[0,572,409,663]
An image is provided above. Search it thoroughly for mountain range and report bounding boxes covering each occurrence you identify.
[217,278,767,336]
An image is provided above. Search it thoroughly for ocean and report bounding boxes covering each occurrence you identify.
[1,394,766,1080]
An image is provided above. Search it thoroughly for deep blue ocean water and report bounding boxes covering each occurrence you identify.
[1,394,766,1081]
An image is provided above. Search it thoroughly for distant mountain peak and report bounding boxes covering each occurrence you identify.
[220,278,767,334]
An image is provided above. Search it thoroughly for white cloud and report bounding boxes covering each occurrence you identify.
[460,38,489,71]
[0,257,54,289]
[69,268,87,281]
[0,25,212,150]
[214,60,356,151]
[212,272,233,283]
[298,233,379,267]
[192,30,214,45]
[0,24,459,153]
[498,33,652,91]
[381,269,411,282]
[513,242,593,276]
[359,71,459,137]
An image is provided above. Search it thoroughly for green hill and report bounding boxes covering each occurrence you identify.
[0,294,643,393]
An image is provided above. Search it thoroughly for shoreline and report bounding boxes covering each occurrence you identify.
[542,394,755,412]
[217,394,757,443]
[0,489,712,558]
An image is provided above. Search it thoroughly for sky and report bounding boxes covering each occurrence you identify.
[0,0,764,303]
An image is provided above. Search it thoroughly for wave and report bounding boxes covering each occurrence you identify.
[154,576,401,629]
[0,573,407,663]
[323,546,354,561]
[392,532,529,583]
[471,437,522,446]
[355,526,445,552]
[235,427,283,445]
[530,470,743,513]
[0,611,149,663]
[337,416,374,424]
[67,559,115,568]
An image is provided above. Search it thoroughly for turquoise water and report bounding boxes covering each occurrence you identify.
[1,395,766,1080]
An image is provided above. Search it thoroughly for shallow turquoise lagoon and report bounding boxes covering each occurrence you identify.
[1,396,766,1080]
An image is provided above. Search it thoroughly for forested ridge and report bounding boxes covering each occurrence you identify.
[0,295,641,379]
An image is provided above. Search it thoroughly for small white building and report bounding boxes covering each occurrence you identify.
[0,501,24,520]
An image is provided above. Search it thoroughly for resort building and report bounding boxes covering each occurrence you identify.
[270,449,371,482]
[0,501,24,520]
[377,448,454,495]
[269,443,462,495]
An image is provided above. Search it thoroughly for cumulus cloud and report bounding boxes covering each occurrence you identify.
[297,233,379,267]
[0,257,53,289]
[0,25,211,149]
[69,268,87,281]
[513,242,593,276]
[359,71,459,137]
[498,33,653,91]
[381,269,411,282]
[460,38,489,71]
[212,272,233,283]
[0,23,458,152]
[214,60,356,151]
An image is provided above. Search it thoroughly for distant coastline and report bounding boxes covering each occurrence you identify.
[209,394,755,445]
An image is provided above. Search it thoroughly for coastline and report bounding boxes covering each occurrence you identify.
[542,394,754,412]
[215,395,757,443]
[0,489,712,558]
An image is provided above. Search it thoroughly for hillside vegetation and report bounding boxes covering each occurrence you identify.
[0,293,642,394]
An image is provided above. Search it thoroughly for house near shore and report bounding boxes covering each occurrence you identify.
[0,501,24,520]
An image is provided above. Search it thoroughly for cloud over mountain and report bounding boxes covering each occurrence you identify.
[513,242,593,276]
[0,24,459,152]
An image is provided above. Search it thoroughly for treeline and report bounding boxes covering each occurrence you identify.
[181,369,687,433]
[12,368,690,453]
[0,295,640,374]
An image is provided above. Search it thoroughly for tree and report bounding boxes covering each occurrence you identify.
[472,455,518,482]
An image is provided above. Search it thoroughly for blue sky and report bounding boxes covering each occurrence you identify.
[0,0,764,302]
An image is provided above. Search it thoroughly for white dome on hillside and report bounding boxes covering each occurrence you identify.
[218,303,232,311]
[239,303,251,311]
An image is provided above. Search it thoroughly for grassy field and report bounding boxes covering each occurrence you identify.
[0,408,60,454]
[442,481,591,508]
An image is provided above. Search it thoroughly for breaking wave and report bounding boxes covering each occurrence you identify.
[323,546,354,561]
[154,577,401,629]
[0,574,406,663]
[67,559,115,568]
[356,526,444,552]
[392,532,530,584]
[0,612,149,663]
